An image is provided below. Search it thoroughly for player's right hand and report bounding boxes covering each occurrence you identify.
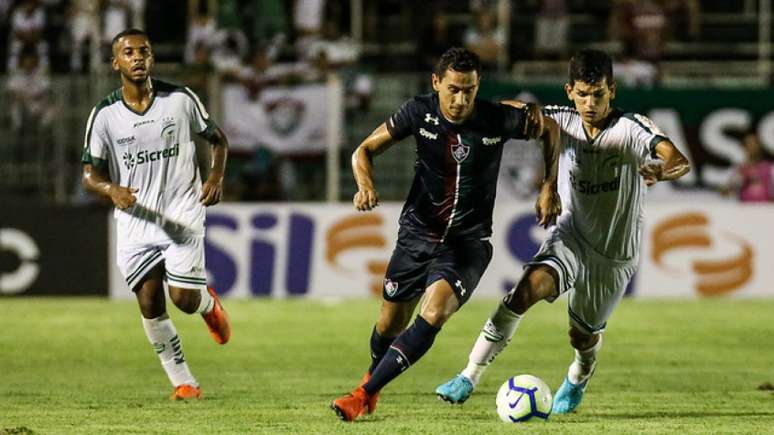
[109,185,138,209]
[535,183,561,229]
[353,188,379,211]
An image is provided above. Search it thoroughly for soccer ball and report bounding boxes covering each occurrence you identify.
[495,374,553,423]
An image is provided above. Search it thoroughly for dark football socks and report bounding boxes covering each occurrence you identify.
[368,326,395,374]
[363,315,441,395]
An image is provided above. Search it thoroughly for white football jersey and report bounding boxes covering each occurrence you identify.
[82,79,217,242]
[544,106,668,260]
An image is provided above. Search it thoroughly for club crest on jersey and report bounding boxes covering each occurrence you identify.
[451,139,470,163]
[384,278,399,297]
[161,117,177,148]
[424,113,439,125]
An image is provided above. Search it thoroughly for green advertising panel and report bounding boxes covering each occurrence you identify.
[480,82,774,188]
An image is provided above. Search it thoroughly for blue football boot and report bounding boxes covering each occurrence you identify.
[552,376,589,414]
[435,374,474,404]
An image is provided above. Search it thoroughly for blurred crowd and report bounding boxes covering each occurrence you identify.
[0,0,770,203]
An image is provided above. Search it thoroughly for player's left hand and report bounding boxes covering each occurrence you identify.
[639,160,665,186]
[535,183,561,229]
[200,175,223,206]
[523,103,545,139]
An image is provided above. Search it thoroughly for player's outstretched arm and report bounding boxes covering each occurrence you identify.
[82,163,137,210]
[200,126,229,206]
[639,140,691,186]
[351,123,396,211]
[535,117,561,228]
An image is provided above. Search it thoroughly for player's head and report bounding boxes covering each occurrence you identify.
[111,28,153,84]
[432,47,481,124]
[565,49,616,125]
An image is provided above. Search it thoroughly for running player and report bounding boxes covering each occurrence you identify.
[330,47,563,422]
[81,29,231,400]
[435,49,691,413]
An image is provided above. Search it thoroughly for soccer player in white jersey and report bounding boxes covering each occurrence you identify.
[81,29,231,400]
[436,49,690,413]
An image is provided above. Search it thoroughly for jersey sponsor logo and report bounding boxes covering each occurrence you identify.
[384,278,399,297]
[116,135,136,146]
[570,174,621,194]
[424,113,439,126]
[122,144,180,169]
[133,119,155,128]
[451,137,470,163]
[419,127,438,140]
[482,136,501,146]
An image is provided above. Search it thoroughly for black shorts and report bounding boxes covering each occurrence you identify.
[382,228,493,305]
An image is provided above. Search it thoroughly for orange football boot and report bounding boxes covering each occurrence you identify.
[359,372,379,414]
[331,387,370,422]
[171,384,201,400]
[202,287,231,344]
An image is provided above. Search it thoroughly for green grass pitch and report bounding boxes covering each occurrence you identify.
[2,297,774,434]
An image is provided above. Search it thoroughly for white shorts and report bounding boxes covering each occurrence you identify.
[527,227,638,334]
[117,236,207,292]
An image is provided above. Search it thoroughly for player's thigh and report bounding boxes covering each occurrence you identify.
[163,236,207,292]
[381,236,434,304]
[568,258,638,335]
[425,238,493,307]
[118,242,165,293]
[510,229,581,309]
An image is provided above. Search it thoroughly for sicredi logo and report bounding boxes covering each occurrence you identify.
[122,144,180,169]
[651,212,753,296]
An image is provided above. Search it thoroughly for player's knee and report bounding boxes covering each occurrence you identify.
[419,305,452,328]
[569,327,598,350]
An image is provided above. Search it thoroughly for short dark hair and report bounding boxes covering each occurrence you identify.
[568,49,613,86]
[111,28,149,48]
[435,47,481,79]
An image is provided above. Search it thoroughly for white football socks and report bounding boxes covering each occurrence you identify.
[567,335,602,385]
[195,288,214,315]
[142,314,198,387]
[461,301,523,386]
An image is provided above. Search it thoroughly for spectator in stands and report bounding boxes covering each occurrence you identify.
[463,7,505,71]
[8,0,49,71]
[661,0,700,43]
[610,0,667,63]
[727,132,774,203]
[418,10,453,73]
[294,0,325,54]
[534,0,569,60]
[6,44,53,164]
[101,0,132,61]
[185,0,217,65]
[68,0,99,72]
[614,42,659,88]
[186,42,214,107]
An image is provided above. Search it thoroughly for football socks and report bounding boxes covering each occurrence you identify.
[461,301,522,386]
[142,315,198,387]
[568,335,602,385]
[195,288,214,314]
[369,326,395,374]
[364,315,440,395]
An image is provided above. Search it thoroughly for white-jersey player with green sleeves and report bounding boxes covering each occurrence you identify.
[81,29,231,401]
[83,79,214,290]
[436,49,691,415]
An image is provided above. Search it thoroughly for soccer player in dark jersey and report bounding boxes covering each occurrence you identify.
[330,47,562,422]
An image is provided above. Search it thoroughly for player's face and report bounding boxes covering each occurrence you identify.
[432,68,480,124]
[112,35,154,84]
[565,78,616,125]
